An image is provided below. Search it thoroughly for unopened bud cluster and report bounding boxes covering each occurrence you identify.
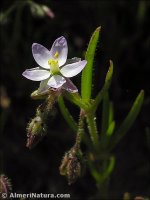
[59,145,82,185]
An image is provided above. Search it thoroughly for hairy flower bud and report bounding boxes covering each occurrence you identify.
[59,146,82,185]
[26,116,46,149]
[0,174,12,198]
[26,89,60,149]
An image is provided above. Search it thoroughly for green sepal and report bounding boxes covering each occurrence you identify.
[31,90,48,100]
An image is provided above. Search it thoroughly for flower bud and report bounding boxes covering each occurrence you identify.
[59,146,82,185]
[26,116,46,149]
[29,2,54,19]
[42,5,55,18]
[26,89,61,149]
[0,174,12,198]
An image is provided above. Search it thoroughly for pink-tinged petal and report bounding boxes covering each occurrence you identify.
[65,57,81,65]
[47,75,66,88]
[38,79,50,94]
[60,60,87,77]
[63,78,78,93]
[50,36,68,66]
[22,67,50,81]
[32,43,52,69]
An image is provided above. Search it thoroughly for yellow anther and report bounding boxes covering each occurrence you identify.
[54,51,59,59]
[48,59,52,65]
[48,59,58,66]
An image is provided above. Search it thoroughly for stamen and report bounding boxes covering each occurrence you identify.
[54,51,59,59]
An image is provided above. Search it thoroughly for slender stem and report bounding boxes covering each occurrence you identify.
[86,113,99,150]
[75,115,83,148]
[97,178,109,199]
[74,110,87,148]
[58,96,78,133]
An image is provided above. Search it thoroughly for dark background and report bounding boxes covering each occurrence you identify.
[1,0,150,199]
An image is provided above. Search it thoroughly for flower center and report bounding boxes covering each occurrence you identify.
[48,58,60,75]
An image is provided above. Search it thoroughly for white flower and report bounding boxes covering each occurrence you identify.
[22,36,87,93]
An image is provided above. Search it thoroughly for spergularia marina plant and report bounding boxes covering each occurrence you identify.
[22,27,144,198]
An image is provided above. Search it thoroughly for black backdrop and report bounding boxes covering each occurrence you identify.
[1,1,150,199]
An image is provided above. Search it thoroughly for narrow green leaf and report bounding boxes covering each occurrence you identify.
[81,27,101,101]
[101,92,109,137]
[100,94,115,150]
[88,158,101,183]
[108,101,114,125]
[106,102,115,136]
[106,121,115,136]
[105,60,113,84]
[89,156,115,184]
[92,60,113,113]
[58,96,78,133]
[99,156,115,183]
[110,90,144,150]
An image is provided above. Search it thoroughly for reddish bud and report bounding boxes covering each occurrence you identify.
[0,174,12,198]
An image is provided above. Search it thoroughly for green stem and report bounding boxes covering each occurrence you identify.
[86,113,99,150]
[75,113,84,148]
[97,178,109,200]
[58,96,78,133]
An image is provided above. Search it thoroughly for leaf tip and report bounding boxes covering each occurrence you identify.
[109,59,113,66]
[140,89,144,96]
[96,26,101,32]
[109,60,113,73]
[139,89,145,102]
[137,89,144,100]
[105,60,113,83]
